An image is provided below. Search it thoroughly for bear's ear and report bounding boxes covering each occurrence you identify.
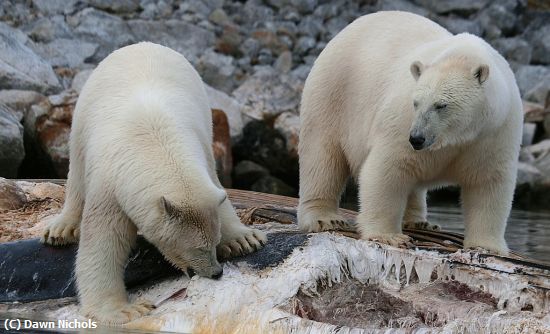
[473,64,489,84]
[410,61,424,81]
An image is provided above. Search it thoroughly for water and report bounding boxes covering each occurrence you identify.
[429,206,550,263]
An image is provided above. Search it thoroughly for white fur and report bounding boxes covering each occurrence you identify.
[42,42,266,324]
[298,11,522,254]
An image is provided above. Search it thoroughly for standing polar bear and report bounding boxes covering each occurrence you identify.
[298,11,522,255]
[42,42,266,324]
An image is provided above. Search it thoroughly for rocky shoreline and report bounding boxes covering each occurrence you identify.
[0,0,549,208]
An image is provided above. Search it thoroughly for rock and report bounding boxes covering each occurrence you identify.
[0,23,61,94]
[208,8,230,26]
[290,0,318,14]
[26,182,65,202]
[295,36,316,56]
[232,67,302,120]
[436,16,482,36]
[492,37,532,64]
[274,51,293,73]
[23,91,75,178]
[233,160,270,189]
[274,112,300,158]
[251,29,289,56]
[69,8,135,63]
[378,0,430,16]
[22,15,73,43]
[233,120,299,186]
[240,38,261,59]
[0,105,25,178]
[0,178,26,210]
[196,50,236,93]
[297,15,324,38]
[212,109,232,188]
[87,0,140,13]
[30,39,98,68]
[513,65,550,104]
[0,90,46,122]
[204,84,244,140]
[139,0,173,19]
[522,123,536,146]
[71,69,94,94]
[525,76,550,106]
[529,24,550,65]
[477,3,518,38]
[128,19,215,64]
[516,162,544,186]
[412,0,490,16]
[31,0,80,15]
[216,25,244,57]
[256,48,274,65]
[251,175,296,197]
[325,16,348,39]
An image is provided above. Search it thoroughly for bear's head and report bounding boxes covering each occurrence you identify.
[140,189,226,280]
[408,57,490,151]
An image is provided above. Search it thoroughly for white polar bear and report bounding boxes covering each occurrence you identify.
[298,11,522,255]
[42,42,266,324]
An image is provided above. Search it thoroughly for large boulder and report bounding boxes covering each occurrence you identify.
[0,90,46,122]
[204,84,244,141]
[0,105,25,178]
[30,38,98,68]
[514,65,550,104]
[0,23,61,94]
[232,67,302,121]
[0,178,26,210]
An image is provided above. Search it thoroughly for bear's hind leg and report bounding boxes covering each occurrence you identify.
[298,141,352,233]
[76,197,154,324]
[217,199,267,259]
[402,189,440,231]
[42,149,85,245]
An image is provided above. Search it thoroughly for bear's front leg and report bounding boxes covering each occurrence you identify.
[76,200,154,325]
[356,153,413,247]
[461,179,513,255]
[217,199,267,259]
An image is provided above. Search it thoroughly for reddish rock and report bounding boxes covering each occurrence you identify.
[212,109,233,188]
[0,177,27,210]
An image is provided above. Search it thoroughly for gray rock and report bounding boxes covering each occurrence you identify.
[32,0,80,15]
[257,48,274,65]
[197,50,236,94]
[290,0,318,14]
[297,15,324,38]
[290,64,312,81]
[240,38,261,59]
[516,162,544,186]
[325,16,348,39]
[524,76,550,105]
[0,177,27,210]
[251,175,296,197]
[128,19,215,64]
[31,39,98,68]
[0,90,46,122]
[0,105,25,178]
[22,16,73,43]
[87,0,140,13]
[139,0,173,19]
[177,0,212,18]
[232,67,302,120]
[71,69,94,94]
[204,84,244,140]
[0,23,61,94]
[522,123,536,146]
[478,3,517,37]
[274,51,292,73]
[436,16,482,36]
[233,160,270,189]
[295,36,316,56]
[412,0,490,15]
[208,8,230,26]
[313,3,341,19]
[530,25,550,65]
[378,0,429,16]
[492,37,532,64]
[69,8,135,62]
[514,65,550,103]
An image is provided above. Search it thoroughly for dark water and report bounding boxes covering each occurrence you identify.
[429,206,550,263]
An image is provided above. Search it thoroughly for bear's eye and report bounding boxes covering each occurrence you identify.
[434,103,447,111]
[413,101,419,109]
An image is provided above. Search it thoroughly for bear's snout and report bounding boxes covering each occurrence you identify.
[409,134,426,150]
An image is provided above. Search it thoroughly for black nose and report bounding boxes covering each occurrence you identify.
[212,269,223,280]
[409,135,425,150]
[186,268,196,277]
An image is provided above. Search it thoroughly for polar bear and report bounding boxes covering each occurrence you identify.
[41,42,266,324]
[298,11,522,255]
